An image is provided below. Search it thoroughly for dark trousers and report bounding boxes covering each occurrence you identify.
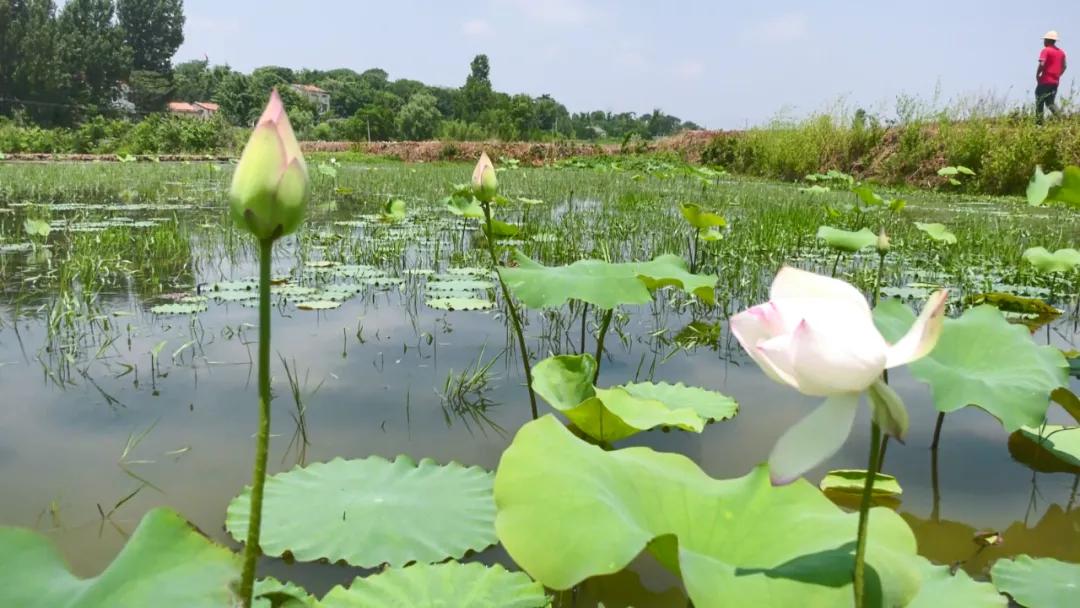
[1036,83,1060,123]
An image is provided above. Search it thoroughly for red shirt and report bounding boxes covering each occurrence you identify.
[1040,46,1067,85]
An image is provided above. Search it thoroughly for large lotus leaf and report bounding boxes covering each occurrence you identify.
[226,456,495,568]
[498,250,717,309]
[531,354,737,442]
[679,203,726,230]
[907,558,1006,608]
[991,555,1080,607]
[816,226,877,252]
[320,562,548,608]
[444,194,485,219]
[1022,247,1080,273]
[1047,165,1080,207]
[914,222,957,245]
[874,301,1068,431]
[1017,425,1080,468]
[0,507,239,607]
[253,577,316,608]
[494,416,921,607]
[1027,166,1063,206]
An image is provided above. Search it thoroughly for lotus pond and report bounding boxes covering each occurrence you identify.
[0,157,1078,606]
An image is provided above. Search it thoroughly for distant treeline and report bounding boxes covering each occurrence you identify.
[0,1,701,142]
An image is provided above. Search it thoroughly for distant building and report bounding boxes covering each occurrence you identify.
[167,101,219,120]
[112,82,136,115]
[290,84,331,114]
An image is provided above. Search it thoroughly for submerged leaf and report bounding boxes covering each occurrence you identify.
[0,508,239,607]
[321,562,547,608]
[499,251,717,309]
[816,226,877,252]
[874,302,1068,430]
[226,456,496,568]
[494,416,921,607]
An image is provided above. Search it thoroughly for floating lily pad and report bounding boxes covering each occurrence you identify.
[150,302,207,315]
[907,558,1006,608]
[330,265,384,279]
[874,302,1068,431]
[819,469,903,497]
[0,508,239,607]
[320,562,547,608]
[427,279,495,292]
[272,285,318,298]
[494,416,921,606]
[914,222,958,245]
[499,251,716,309]
[295,300,342,311]
[0,242,33,253]
[816,226,878,252]
[304,260,338,269]
[212,281,256,292]
[1016,425,1080,468]
[991,555,1080,607]
[445,267,492,278]
[531,354,737,442]
[253,577,316,608]
[212,291,258,303]
[426,298,495,311]
[226,456,496,568]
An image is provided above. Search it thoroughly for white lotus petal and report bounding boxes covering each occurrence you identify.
[769,392,861,485]
[885,289,949,368]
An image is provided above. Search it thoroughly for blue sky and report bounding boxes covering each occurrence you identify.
[176,0,1080,128]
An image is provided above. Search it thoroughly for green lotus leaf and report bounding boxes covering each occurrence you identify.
[531,354,737,442]
[679,203,726,230]
[852,184,884,207]
[487,219,520,238]
[381,198,407,221]
[0,508,239,607]
[1047,165,1080,207]
[426,279,495,292]
[295,300,342,310]
[253,577,316,608]
[494,416,921,607]
[320,562,548,608]
[499,250,717,309]
[818,469,902,497]
[914,222,958,245]
[226,456,496,568]
[426,297,495,311]
[23,218,51,237]
[816,226,878,252]
[1027,166,1064,206]
[1022,247,1080,273]
[907,557,1005,608]
[874,302,1068,430]
[1017,425,1080,468]
[799,185,831,194]
[444,194,485,219]
[991,555,1080,607]
[150,302,208,315]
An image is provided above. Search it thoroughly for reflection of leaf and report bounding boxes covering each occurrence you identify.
[674,320,721,350]
[874,302,1068,430]
[991,555,1080,608]
[495,416,921,607]
[816,226,877,252]
[321,562,547,608]
[226,456,496,568]
[499,250,716,308]
[1008,428,1080,474]
[1017,425,1080,468]
[531,354,737,441]
[0,508,239,607]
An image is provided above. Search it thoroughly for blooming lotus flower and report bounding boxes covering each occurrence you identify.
[731,267,947,485]
[472,152,498,203]
[230,89,309,241]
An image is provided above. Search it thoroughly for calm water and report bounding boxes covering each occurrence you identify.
[0,162,1077,603]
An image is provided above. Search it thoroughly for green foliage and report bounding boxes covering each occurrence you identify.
[819,470,902,497]
[117,0,185,73]
[0,508,240,607]
[907,558,1006,608]
[395,92,442,140]
[874,301,1068,430]
[1022,246,1080,273]
[1017,425,1080,468]
[913,222,958,245]
[816,226,877,252]
[321,562,548,608]
[225,456,496,568]
[494,416,922,606]
[991,556,1080,608]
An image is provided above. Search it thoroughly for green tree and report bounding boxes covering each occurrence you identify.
[213,71,258,125]
[1,0,68,124]
[127,68,172,112]
[353,90,402,140]
[116,0,184,73]
[460,54,493,121]
[395,92,442,140]
[58,0,131,120]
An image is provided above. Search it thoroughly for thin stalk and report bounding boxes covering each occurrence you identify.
[481,202,538,419]
[930,412,946,451]
[853,421,883,608]
[593,308,614,383]
[579,302,589,354]
[830,251,843,278]
[239,238,274,607]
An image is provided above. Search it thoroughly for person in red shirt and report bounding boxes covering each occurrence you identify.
[1036,30,1067,124]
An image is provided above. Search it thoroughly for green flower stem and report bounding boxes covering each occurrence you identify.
[930,411,946,451]
[593,308,614,383]
[830,251,843,278]
[872,249,890,471]
[481,202,538,419]
[853,421,882,608]
[239,238,274,607]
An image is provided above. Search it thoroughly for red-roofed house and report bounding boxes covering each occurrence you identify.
[167,101,219,120]
[290,83,331,114]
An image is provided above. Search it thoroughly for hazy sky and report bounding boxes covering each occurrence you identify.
[176,0,1080,128]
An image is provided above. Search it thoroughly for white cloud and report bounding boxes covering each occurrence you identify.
[462,18,494,37]
[744,12,809,44]
[502,0,597,27]
[675,60,705,80]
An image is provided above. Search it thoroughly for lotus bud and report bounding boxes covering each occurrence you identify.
[230,89,309,242]
[876,230,891,254]
[472,152,498,203]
